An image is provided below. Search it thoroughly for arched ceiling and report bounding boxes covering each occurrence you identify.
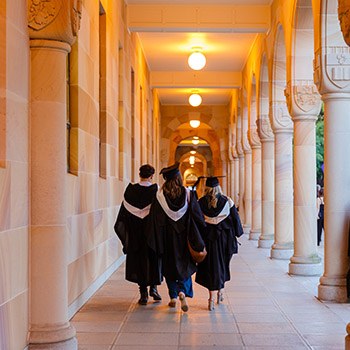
[125,0,272,106]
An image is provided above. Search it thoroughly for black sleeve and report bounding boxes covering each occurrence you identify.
[146,201,165,256]
[230,205,244,238]
[114,204,128,253]
[187,191,206,252]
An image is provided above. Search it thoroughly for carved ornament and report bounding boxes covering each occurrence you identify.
[339,0,350,47]
[28,0,82,45]
[257,116,274,141]
[249,128,261,148]
[270,101,293,131]
[315,3,350,94]
[236,140,244,156]
[28,0,61,31]
[71,0,83,36]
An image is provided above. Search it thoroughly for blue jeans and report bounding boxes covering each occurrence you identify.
[166,277,193,298]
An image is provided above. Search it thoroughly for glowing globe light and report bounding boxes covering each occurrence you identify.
[189,93,202,107]
[192,139,200,145]
[188,51,206,71]
[189,119,201,128]
[190,150,196,155]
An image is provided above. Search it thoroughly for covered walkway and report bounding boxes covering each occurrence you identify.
[72,235,348,350]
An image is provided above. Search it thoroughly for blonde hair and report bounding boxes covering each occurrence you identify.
[162,173,183,200]
[203,185,222,208]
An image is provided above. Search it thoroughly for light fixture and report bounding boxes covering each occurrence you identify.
[193,136,199,139]
[189,156,195,165]
[192,139,200,145]
[188,47,206,70]
[189,92,202,107]
[189,119,201,128]
[190,150,196,155]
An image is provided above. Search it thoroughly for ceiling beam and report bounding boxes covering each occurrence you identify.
[150,71,242,88]
[127,4,270,33]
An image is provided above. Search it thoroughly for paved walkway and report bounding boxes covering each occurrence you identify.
[72,234,349,349]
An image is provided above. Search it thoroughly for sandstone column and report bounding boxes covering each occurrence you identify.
[286,83,322,276]
[316,0,350,302]
[236,114,245,223]
[249,127,262,240]
[233,156,240,206]
[338,0,350,345]
[242,108,252,234]
[270,102,294,259]
[229,159,234,198]
[28,1,82,349]
[257,116,275,248]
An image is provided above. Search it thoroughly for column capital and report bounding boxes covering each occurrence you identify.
[339,0,350,47]
[28,0,82,45]
[236,140,244,156]
[314,2,350,95]
[285,80,322,119]
[257,115,274,142]
[248,126,261,149]
[231,145,238,159]
[269,101,293,133]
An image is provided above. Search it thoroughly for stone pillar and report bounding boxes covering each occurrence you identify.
[249,127,261,240]
[242,113,252,233]
[257,116,275,248]
[233,156,240,206]
[28,1,82,349]
[236,114,245,223]
[318,93,350,300]
[243,149,252,234]
[286,83,322,276]
[315,0,350,302]
[339,0,350,342]
[229,159,234,198]
[270,102,294,260]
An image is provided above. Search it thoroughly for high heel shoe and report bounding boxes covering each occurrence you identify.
[208,298,215,311]
[217,291,224,304]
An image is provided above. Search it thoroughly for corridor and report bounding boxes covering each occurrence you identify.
[72,235,348,350]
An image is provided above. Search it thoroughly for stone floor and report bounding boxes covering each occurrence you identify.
[71,234,349,349]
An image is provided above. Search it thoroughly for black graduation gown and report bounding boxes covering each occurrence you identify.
[147,187,206,281]
[114,183,162,286]
[195,195,244,291]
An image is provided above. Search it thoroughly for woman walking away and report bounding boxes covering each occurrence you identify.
[147,162,206,312]
[196,176,244,311]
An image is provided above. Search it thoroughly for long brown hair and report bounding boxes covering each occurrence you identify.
[203,185,222,208]
[162,173,183,200]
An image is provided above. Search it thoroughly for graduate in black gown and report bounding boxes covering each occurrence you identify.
[147,162,206,312]
[114,164,162,305]
[196,176,244,311]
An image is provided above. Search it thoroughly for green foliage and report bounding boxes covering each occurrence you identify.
[316,104,324,184]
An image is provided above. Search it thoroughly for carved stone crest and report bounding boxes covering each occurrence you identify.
[339,0,350,47]
[249,128,261,148]
[270,101,293,131]
[71,0,83,36]
[28,0,61,31]
[294,84,320,113]
[257,116,274,141]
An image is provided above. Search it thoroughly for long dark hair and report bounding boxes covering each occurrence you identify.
[162,173,183,200]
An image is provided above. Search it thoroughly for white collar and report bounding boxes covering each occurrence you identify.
[123,199,151,219]
[139,181,153,187]
[204,197,234,225]
[156,188,188,222]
